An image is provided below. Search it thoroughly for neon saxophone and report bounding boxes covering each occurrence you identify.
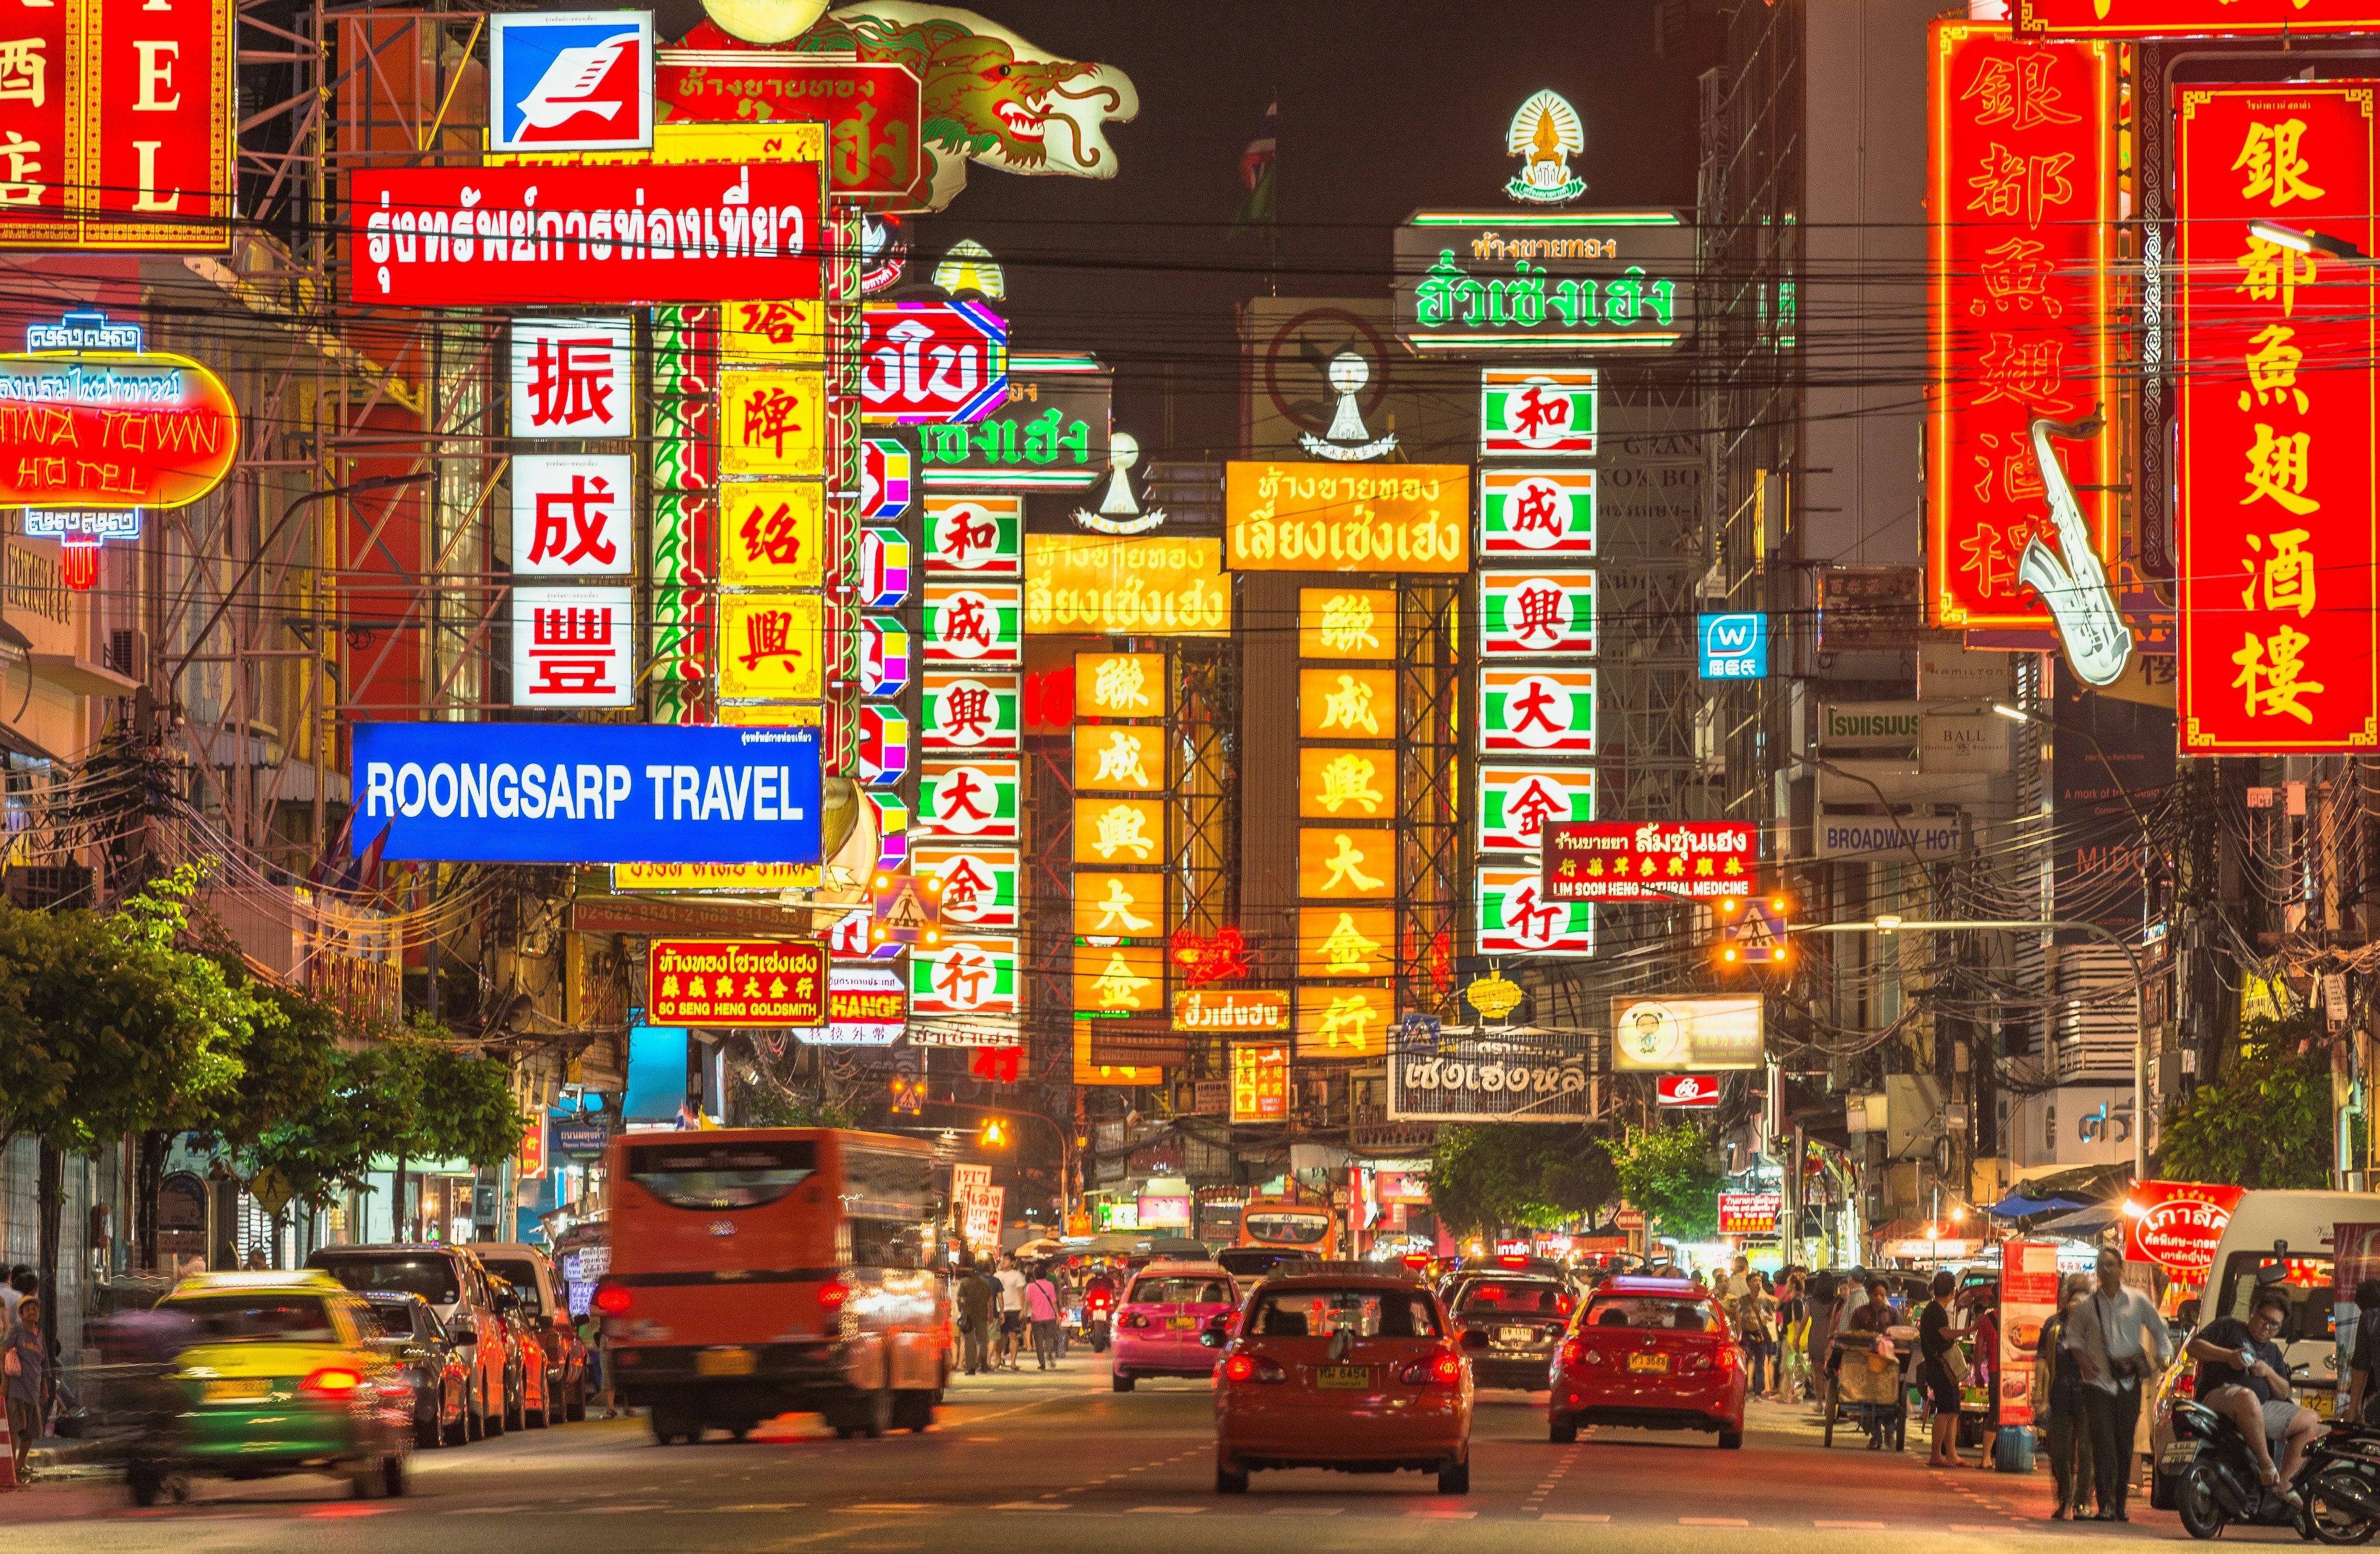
[2014,412,2131,687]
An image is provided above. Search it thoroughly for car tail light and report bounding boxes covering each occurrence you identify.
[1399,1351,1464,1386]
[1402,1255,1429,1268]
[1473,1285,1504,1303]
[1558,1338,1585,1368]
[1556,1295,1574,1317]
[593,1283,631,1316]
[300,1367,364,1398]
[1122,1312,1148,1328]
[1679,1352,1712,1373]
[818,1281,851,1311]
[1499,1255,1527,1268]
[1222,1353,1284,1384]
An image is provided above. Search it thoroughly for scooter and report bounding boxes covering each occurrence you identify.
[1084,1288,1113,1354]
[2167,1392,2315,1540]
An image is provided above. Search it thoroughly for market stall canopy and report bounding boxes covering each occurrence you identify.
[1985,1191,2092,1219]
[2034,1202,2125,1238]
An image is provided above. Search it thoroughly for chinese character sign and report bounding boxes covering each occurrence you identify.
[925,495,1022,573]
[719,368,827,477]
[920,758,1020,841]
[1230,1042,1290,1123]
[1478,766,1594,853]
[1479,667,1595,755]
[1298,587,1394,660]
[1075,651,1165,718]
[1299,747,1395,821]
[1480,570,1597,656]
[923,673,1020,752]
[1480,469,1595,557]
[511,586,632,707]
[1541,821,1757,902]
[915,845,1019,932]
[1073,725,1164,792]
[718,481,826,589]
[923,581,1021,666]
[2014,0,2380,37]
[910,937,1018,1015]
[511,318,634,439]
[1481,369,1597,457]
[718,593,825,700]
[1297,826,1395,901]
[1298,668,1394,741]
[1926,22,2116,629]
[1295,984,1391,1058]
[2177,84,2380,753]
[1478,866,1594,956]
[1075,870,1165,940]
[511,455,633,575]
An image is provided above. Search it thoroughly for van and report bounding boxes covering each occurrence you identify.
[307,1242,513,1441]
[474,1242,587,1420]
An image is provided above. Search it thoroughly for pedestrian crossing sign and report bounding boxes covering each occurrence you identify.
[1720,894,1787,966]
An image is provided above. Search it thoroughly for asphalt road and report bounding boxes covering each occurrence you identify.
[0,1363,2206,1550]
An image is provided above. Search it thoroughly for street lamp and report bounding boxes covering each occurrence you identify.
[2249,218,2366,262]
[1798,916,2152,1181]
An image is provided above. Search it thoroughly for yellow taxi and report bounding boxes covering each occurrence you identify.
[126,1271,413,1505]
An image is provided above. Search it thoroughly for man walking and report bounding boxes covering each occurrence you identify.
[5,1296,42,1480]
[994,1256,1026,1372]
[1025,1264,1063,1371]
[956,1264,994,1377]
[2063,1248,2170,1522]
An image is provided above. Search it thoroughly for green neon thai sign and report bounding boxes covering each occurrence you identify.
[1394,209,1695,354]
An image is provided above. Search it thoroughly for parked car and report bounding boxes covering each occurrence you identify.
[307,1243,510,1440]
[357,1289,470,1449]
[1110,1261,1239,1392]
[475,1242,586,1421]
[1548,1275,1745,1448]
[126,1271,412,1504]
[488,1276,552,1429]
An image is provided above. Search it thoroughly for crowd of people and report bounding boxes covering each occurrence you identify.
[951,1255,1116,1375]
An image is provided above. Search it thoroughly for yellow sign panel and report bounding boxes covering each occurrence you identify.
[722,299,826,364]
[1023,536,1231,636]
[718,593,825,699]
[1074,943,1165,1016]
[718,481,827,589]
[1298,668,1395,740]
[1297,826,1395,901]
[1295,982,1393,1059]
[1073,797,1165,867]
[1296,907,1395,979]
[1074,870,1165,939]
[1074,726,1165,792]
[1298,747,1395,820]
[1225,463,1470,573]
[611,862,822,891]
[1075,651,1166,718]
[491,122,827,167]
[714,702,822,728]
[1299,588,1396,660]
[1073,1023,1164,1084]
[720,369,827,478]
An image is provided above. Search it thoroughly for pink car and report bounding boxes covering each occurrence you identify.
[1111,1261,1240,1392]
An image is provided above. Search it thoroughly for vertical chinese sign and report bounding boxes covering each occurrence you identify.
[2176,84,2380,753]
[1926,21,2117,629]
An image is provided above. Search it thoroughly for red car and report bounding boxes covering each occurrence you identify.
[1547,1276,1745,1449]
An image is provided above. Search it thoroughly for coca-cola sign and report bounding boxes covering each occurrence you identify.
[861,299,1010,425]
[2123,1180,2244,1276]
[350,162,824,306]
[1656,1074,1721,1108]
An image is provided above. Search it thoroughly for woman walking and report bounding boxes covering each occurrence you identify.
[1919,1271,1970,1467]
[2038,1274,2098,1519]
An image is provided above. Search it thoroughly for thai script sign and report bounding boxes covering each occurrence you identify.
[1717,1191,1782,1236]
[1023,535,1231,635]
[1176,988,1290,1035]
[1926,22,2117,629]
[1543,821,1758,902]
[1223,462,1470,572]
[353,723,822,863]
[2121,1180,2244,1276]
[920,364,1110,489]
[860,299,1008,423]
[1387,1026,1592,1123]
[1394,210,1693,352]
[0,313,238,507]
[2175,84,2380,753]
[351,160,823,306]
[609,862,821,891]
[1608,996,1764,1072]
[0,0,234,250]
[656,52,924,201]
[647,938,827,1026]
[490,12,653,153]
[2014,0,2380,35]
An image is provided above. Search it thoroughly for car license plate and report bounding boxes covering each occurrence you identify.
[203,1377,270,1402]
[2161,1441,2199,1469]
[1499,1327,1534,1346]
[1168,1317,1196,1330]
[1628,1352,1671,1374]
[1317,1366,1370,1390]
[695,1348,756,1377]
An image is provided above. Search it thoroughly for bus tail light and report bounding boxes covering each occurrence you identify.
[818,1281,851,1311]
[593,1283,632,1316]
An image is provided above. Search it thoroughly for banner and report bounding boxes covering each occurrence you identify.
[351,161,825,306]
[353,724,821,863]
[1608,996,1763,1071]
[1230,1042,1290,1123]
[2176,83,2380,753]
[656,52,924,201]
[1395,213,1691,352]
[1999,1239,2062,1429]
[1717,1191,1781,1235]
[1386,1025,1592,1123]
[1022,535,1231,636]
[2052,660,2176,936]
[1925,22,2117,629]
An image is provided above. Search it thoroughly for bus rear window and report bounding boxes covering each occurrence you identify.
[1244,1212,1330,1245]
[627,1141,819,1210]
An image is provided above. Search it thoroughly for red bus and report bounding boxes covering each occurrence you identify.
[594,1128,950,1442]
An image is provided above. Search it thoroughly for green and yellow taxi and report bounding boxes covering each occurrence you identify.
[126,1271,413,1505]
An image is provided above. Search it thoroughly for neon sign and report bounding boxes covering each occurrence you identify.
[0,311,236,527]
[1396,211,1692,352]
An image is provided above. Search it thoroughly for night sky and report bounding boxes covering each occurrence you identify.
[831,0,1719,461]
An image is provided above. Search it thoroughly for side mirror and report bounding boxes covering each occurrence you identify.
[1459,1328,1490,1353]
[449,1320,477,1346]
[1199,1328,1226,1349]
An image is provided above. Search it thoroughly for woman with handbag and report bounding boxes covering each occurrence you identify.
[1920,1270,1972,1467]
[4,1296,41,1479]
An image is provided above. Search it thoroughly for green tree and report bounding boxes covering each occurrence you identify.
[1606,1120,1726,1241]
[2160,1015,2332,1190]
[1427,1126,1618,1235]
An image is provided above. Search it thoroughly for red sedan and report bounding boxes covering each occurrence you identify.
[1548,1276,1745,1448]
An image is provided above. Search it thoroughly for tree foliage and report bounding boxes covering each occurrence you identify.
[1427,1126,1619,1235]
[1606,1120,1726,1241]
[2160,1013,2333,1190]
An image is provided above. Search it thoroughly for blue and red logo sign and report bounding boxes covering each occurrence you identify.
[490,11,654,152]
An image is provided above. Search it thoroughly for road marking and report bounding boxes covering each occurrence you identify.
[1682,1517,1752,1525]
[840,1504,931,1512]
[1539,1513,1610,1523]
[1266,1507,1345,1516]
[305,1506,396,1519]
[1128,1506,1206,1514]
[718,1504,808,1512]
[1410,1509,1477,1519]
[1815,1521,1886,1529]
[566,1503,669,1514]
[992,1502,1065,1511]
[445,1506,539,1515]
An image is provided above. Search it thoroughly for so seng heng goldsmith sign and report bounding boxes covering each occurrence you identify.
[647,939,827,1027]
[349,161,824,306]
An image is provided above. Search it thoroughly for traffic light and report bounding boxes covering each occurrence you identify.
[979,1117,1010,1149]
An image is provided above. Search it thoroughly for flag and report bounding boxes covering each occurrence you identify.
[1231,95,1276,237]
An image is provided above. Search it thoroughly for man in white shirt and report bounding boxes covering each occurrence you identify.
[2063,1249,2171,1522]
[994,1257,1028,1372]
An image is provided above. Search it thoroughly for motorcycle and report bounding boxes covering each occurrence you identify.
[1083,1288,1113,1354]
[2168,1382,2380,1543]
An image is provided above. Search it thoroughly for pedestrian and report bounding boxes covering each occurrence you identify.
[1840,1268,1872,1327]
[2344,1278,2380,1423]
[2063,1248,2170,1522]
[1920,1270,1970,1467]
[1025,1264,1062,1371]
[0,1266,24,1328]
[956,1263,994,1376]
[2038,1274,2096,1518]
[1735,1271,1775,1398]
[1968,1294,2001,1469]
[994,1256,1026,1371]
[1774,1273,1809,1402]
[4,1295,42,1479]
[245,1246,269,1271]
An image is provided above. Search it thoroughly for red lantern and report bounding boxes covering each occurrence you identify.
[60,542,98,591]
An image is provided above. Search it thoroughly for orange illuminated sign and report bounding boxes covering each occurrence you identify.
[1298,587,1396,659]
[1230,1042,1290,1123]
[2016,0,2380,35]
[1226,463,1470,573]
[0,333,239,509]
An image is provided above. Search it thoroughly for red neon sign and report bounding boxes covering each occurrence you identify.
[2016,0,2380,37]
[349,161,824,307]
[0,351,237,509]
[1541,821,1758,903]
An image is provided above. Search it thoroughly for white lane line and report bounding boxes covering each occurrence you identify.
[1539,1513,1610,1523]
[1410,1510,1478,1519]
[1815,1521,1886,1529]
[993,1502,1067,1511]
[838,1503,931,1512]
[1682,1517,1752,1525]
[1128,1506,1207,1514]
[1266,1507,1346,1516]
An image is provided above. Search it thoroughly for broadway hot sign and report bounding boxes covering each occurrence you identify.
[350,161,824,306]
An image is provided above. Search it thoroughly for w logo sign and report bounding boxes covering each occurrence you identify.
[1699,612,1767,679]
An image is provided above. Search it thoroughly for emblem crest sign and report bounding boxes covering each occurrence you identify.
[1505,90,1586,205]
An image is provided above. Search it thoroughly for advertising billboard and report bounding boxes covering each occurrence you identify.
[1926,22,2117,629]
[1386,1026,1592,1123]
[1542,821,1757,902]
[656,51,924,202]
[0,313,238,508]
[860,299,1009,423]
[1476,867,1594,956]
[1479,469,1595,557]
[2120,1180,2244,1279]
[1479,668,1595,755]
[2175,83,2380,753]
[488,11,654,152]
[1224,464,1470,572]
[1395,211,1692,353]
[1175,988,1291,1035]
[1699,612,1767,679]
[1230,1042,1290,1123]
[1478,767,1593,854]
[1021,536,1231,637]
[1608,995,1764,1071]
[1717,1191,1781,1236]
[352,723,822,863]
[646,939,827,1027]
[1480,570,1597,656]
[919,361,1111,490]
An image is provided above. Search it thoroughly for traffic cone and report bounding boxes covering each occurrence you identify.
[0,1395,17,1490]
